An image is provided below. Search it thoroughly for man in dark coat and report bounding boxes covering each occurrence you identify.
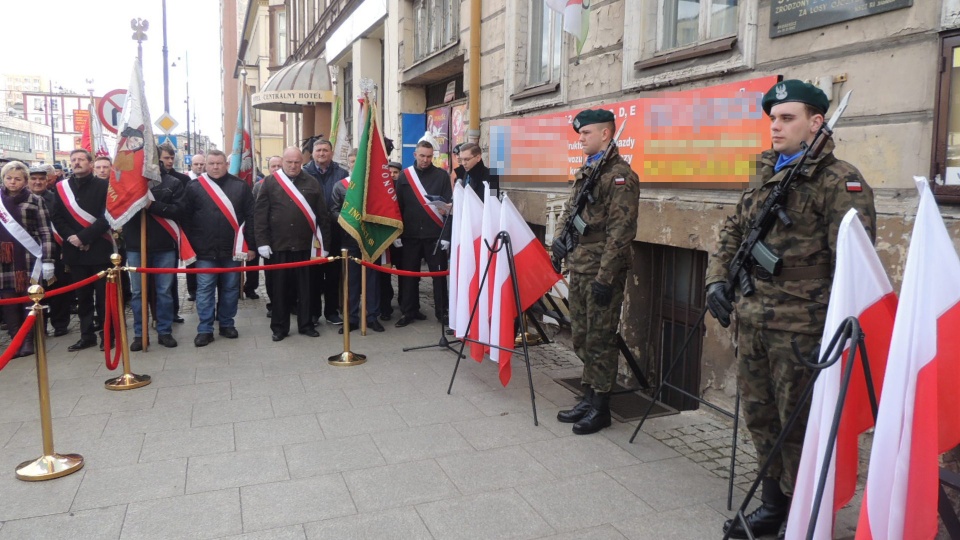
[50,149,114,351]
[182,150,256,347]
[303,139,349,325]
[255,147,331,341]
[159,142,192,322]
[457,142,499,199]
[394,141,452,327]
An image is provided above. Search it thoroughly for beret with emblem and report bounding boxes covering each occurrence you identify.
[572,109,616,133]
[762,79,830,116]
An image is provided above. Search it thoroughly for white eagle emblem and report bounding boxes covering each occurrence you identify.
[775,83,788,100]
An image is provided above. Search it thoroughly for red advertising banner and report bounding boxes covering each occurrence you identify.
[488,76,778,188]
[73,109,90,134]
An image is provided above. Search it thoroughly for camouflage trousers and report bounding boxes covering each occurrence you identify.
[569,270,626,393]
[738,324,818,497]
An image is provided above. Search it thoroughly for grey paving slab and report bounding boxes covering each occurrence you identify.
[343,459,461,513]
[417,489,556,540]
[259,356,327,377]
[195,365,265,384]
[392,395,486,427]
[155,380,232,407]
[163,351,230,369]
[186,446,289,493]
[298,366,377,391]
[411,368,500,397]
[70,386,158,416]
[231,374,305,399]
[94,354,165,377]
[465,388,550,417]
[605,456,732,512]
[371,423,474,464]
[3,413,108,449]
[436,445,555,495]
[521,434,641,478]
[534,524,629,540]
[121,488,243,539]
[270,388,351,418]
[0,461,84,521]
[515,472,654,532]
[284,434,386,478]
[219,525,306,540]
[234,414,324,450]
[0,504,126,540]
[240,475,356,533]
[192,396,274,427]
[612,503,730,540]
[72,458,187,510]
[341,379,428,407]
[452,412,556,451]
[140,423,236,462]
[0,421,19,447]
[316,404,408,439]
[144,367,199,388]
[0,392,79,423]
[303,507,432,540]
[101,404,193,436]
[69,433,145,470]
[599,422,683,463]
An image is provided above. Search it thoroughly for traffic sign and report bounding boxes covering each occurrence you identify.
[98,89,127,134]
[155,112,179,134]
[157,134,178,148]
[184,155,192,166]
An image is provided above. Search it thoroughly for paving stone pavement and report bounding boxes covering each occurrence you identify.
[0,272,791,539]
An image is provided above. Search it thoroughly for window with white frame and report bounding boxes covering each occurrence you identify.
[414,0,460,61]
[528,0,563,87]
[659,0,738,52]
[277,10,287,63]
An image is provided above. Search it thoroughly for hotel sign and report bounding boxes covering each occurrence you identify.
[252,90,335,108]
[771,0,912,38]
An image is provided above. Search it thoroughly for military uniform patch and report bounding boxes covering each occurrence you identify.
[614,177,625,185]
[845,180,862,192]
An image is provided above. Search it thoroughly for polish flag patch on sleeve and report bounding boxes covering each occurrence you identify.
[614,177,626,185]
[845,180,862,192]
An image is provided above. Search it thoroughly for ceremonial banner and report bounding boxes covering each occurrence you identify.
[448,182,465,332]
[856,179,960,540]
[454,187,483,358]
[787,210,896,540]
[339,99,403,261]
[545,0,590,55]
[229,81,255,187]
[106,58,161,228]
[330,97,352,166]
[89,102,111,158]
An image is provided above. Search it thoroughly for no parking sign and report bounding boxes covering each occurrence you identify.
[97,89,127,134]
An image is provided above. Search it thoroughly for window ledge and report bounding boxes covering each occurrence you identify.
[510,82,560,101]
[408,40,461,71]
[634,36,737,71]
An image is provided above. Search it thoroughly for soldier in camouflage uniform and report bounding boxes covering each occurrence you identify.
[705,80,876,539]
[554,109,640,435]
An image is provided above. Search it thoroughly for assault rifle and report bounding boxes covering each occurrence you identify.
[551,120,628,273]
[723,90,852,300]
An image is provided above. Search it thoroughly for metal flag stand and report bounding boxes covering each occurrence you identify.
[447,231,539,426]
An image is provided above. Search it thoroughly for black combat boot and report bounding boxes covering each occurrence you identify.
[572,391,611,434]
[723,477,790,539]
[557,387,594,423]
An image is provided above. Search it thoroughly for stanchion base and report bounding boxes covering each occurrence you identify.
[328,351,367,366]
[104,373,152,390]
[15,453,84,481]
[515,332,543,346]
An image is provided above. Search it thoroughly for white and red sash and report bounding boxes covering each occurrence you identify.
[50,223,62,245]
[145,191,196,265]
[404,166,445,228]
[273,170,326,258]
[56,180,117,251]
[0,195,44,281]
[197,173,249,261]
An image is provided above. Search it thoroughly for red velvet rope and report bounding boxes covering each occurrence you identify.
[102,281,121,370]
[0,311,37,372]
[0,273,104,306]
[357,259,450,277]
[133,256,334,274]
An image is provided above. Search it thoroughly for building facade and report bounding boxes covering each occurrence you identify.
[234,0,960,410]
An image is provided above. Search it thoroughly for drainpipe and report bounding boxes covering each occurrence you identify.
[468,0,481,144]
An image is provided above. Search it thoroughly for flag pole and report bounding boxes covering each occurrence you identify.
[133,27,150,352]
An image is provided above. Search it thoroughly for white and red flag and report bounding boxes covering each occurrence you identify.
[545,0,591,54]
[478,182,502,358]
[455,187,484,361]
[448,182,465,332]
[855,178,960,540]
[106,58,161,228]
[489,195,562,386]
[786,209,897,540]
[229,80,255,188]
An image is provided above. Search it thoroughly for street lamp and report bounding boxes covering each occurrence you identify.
[172,54,192,154]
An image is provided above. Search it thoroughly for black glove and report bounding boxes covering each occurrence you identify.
[592,280,613,307]
[706,282,734,328]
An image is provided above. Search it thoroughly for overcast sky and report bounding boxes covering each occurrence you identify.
[1,0,224,147]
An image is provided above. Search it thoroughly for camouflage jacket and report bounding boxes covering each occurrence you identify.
[705,139,877,333]
[555,146,640,283]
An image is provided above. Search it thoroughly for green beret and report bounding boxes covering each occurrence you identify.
[572,109,616,133]
[762,80,830,115]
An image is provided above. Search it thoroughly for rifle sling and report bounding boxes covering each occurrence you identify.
[579,232,606,245]
[754,263,830,282]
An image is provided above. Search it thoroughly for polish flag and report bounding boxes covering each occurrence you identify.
[786,209,897,540]
[454,187,484,360]
[489,195,562,386]
[478,182,501,357]
[856,178,960,540]
[448,182,464,333]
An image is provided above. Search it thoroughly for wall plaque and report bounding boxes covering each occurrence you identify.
[771,0,913,38]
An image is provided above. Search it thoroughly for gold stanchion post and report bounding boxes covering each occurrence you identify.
[329,250,366,366]
[104,254,152,390]
[16,285,84,481]
[515,312,543,346]
[360,262,367,336]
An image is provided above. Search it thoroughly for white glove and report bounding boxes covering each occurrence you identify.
[258,246,273,259]
[393,239,403,248]
[440,240,450,251]
[42,262,55,281]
